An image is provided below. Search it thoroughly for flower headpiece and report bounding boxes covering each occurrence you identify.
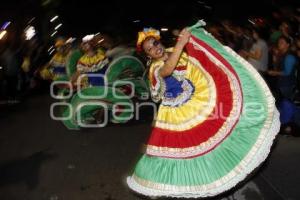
[55,38,66,47]
[136,28,160,52]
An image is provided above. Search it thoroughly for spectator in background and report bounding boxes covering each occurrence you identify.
[207,24,224,44]
[0,43,5,101]
[232,26,247,52]
[268,36,298,100]
[221,20,236,49]
[0,39,22,102]
[293,36,300,95]
[237,27,254,59]
[269,21,294,48]
[243,28,269,73]
[269,24,282,46]
[279,98,300,136]
[294,8,300,33]
[279,21,294,41]
[295,36,300,59]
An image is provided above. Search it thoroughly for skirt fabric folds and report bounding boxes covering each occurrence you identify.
[127,27,280,198]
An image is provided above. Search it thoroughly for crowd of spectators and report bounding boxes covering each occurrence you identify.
[204,7,300,135]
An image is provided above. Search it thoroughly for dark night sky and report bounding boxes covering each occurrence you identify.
[0,0,299,39]
[56,0,274,36]
[58,0,270,31]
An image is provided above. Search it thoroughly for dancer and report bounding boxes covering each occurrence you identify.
[40,39,70,81]
[71,35,109,88]
[127,22,280,198]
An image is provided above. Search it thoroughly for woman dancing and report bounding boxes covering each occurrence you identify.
[127,22,280,198]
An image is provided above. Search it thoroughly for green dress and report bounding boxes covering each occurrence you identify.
[127,23,280,198]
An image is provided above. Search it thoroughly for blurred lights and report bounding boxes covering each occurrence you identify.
[50,16,59,22]
[98,38,104,44]
[49,49,55,55]
[25,26,36,40]
[54,23,62,30]
[1,21,11,30]
[66,37,76,44]
[28,17,35,24]
[0,21,9,40]
[161,28,169,32]
[133,20,141,23]
[51,31,58,37]
[82,34,95,42]
[248,19,255,25]
[48,45,54,52]
[0,30,7,40]
[197,1,205,4]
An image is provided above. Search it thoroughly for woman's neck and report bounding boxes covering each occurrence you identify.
[161,52,169,61]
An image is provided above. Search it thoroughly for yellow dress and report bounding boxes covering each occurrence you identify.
[127,27,280,198]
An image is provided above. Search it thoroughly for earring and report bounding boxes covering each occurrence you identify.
[147,57,152,66]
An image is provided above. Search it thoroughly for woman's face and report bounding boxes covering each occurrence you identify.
[278,38,289,53]
[142,37,165,59]
[81,42,92,52]
[56,46,64,53]
[252,31,259,40]
[279,22,289,33]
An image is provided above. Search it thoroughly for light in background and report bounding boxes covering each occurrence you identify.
[50,15,59,23]
[160,28,169,32]
[51,31,58,37]
[54,23,62,30]
[1,21,11,30]
[25,26,36,40]
[0,30,7,40]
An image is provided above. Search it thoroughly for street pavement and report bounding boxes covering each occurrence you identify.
[0,94,299,200]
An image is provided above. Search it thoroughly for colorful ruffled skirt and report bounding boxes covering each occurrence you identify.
[62,56,147,130]
[127,26,280,198]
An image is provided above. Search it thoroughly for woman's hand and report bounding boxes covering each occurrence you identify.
[177,28,191,48]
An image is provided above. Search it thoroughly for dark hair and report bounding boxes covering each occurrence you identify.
[252,27,268,40]
[252,28,262,37]
[137,36,157,53]
[278,36,292,45]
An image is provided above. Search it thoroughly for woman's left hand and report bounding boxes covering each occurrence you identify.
[177,28,191,48]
